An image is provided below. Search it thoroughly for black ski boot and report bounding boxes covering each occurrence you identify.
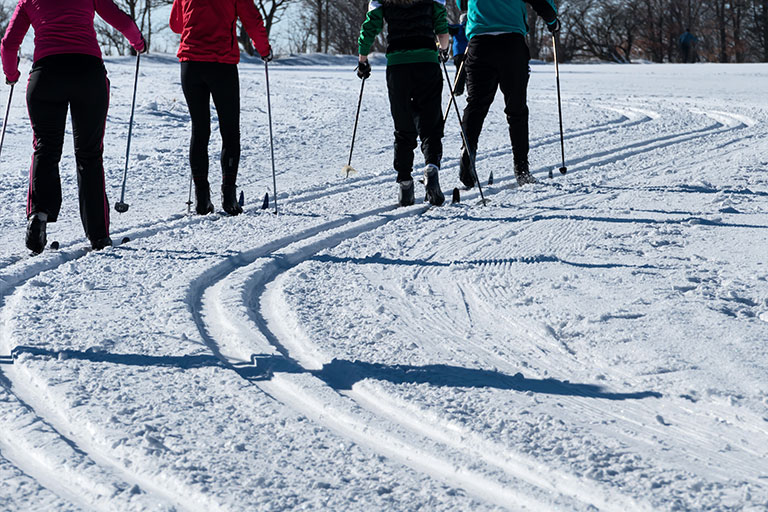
[222,184,243,216]
[459,149,476,189]
[514,160,537,186]
[398,180,415,207]
[90,237,113,251]
[25,213,47,254]
[423,165,445,206]
[194,181,214,215]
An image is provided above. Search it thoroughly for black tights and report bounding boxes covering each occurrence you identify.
[180,61,240,187]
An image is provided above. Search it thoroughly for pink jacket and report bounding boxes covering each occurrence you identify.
[1,0,144,83]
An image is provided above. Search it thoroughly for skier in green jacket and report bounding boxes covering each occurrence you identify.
[358,0,451,207]
[457,0,560,188]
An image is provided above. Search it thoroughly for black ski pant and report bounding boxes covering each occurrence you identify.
[681,43,691,63]
[26,54,111,241]
[453,54,467,95]
[180,61,240,188]
[386,62,443,182]
[460,33,531,175]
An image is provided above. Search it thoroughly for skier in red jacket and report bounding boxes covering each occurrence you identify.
[1,0,145,254]
[170,0,272,216]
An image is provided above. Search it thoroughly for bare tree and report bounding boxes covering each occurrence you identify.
[750,0,768,61]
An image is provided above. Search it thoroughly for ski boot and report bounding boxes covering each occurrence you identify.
[90,237,113,251]
[398,180,415,207]
[514,160,537,186]
[222,184,243,216]
[194,181,214,215]
[25,213,47,254]
[423,164,445,206]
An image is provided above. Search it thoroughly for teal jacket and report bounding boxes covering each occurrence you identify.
[456,0,557,40]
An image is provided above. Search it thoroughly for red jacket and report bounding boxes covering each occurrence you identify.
[170,0,270,64]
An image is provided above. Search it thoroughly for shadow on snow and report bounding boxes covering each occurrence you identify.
[5,346,661,401]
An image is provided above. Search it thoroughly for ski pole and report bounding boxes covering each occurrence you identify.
[443,59,465,125]
[552,35,567,177]
[342,76,365,179]
[264,60,278,215]
[0,84,14,162]
[115,53,141,213]
[441,60,487,206]
[185,172,193,214]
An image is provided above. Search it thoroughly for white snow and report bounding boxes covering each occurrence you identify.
[1,55,768,511]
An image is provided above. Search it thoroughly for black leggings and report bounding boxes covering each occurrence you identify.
[461,33,531,166]
[26,54,111,241]
[180,61,240,187]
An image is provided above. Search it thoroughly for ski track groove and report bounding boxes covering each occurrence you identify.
[192,205,589,510]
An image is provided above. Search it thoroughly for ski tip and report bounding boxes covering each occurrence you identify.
[238,191,245,207]
[261,193,269,210]
[559,166,568,175]
[121,237,130,245]
[49,241,60,250]
[451,188,461,204]
[488,171,494,186]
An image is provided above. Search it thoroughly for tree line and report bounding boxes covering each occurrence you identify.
[1,0,767,63]
[556,0,768,63]
[288,0,768,64]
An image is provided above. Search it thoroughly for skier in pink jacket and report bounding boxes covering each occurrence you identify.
[1,0,145,254]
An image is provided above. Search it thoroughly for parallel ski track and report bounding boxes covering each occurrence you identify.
[0,104,751,510]
[187,107,755,509]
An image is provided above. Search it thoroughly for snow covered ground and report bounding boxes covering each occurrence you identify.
[1,54,767,511]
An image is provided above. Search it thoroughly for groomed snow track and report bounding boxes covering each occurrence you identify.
[1,59,767,511]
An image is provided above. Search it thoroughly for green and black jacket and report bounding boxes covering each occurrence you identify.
[358,0,449,66]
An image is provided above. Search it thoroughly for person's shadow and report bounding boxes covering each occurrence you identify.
[6,346,661,401]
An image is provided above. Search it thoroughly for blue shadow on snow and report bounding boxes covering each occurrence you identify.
[7,346,662,401]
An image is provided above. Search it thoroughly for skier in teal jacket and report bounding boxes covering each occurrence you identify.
[457,0,560,188]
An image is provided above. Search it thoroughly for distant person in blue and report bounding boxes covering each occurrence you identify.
[448,13,468,95]
[679,29,697,63]
[456,0,560,188]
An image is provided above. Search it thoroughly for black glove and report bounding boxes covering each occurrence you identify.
[438,47,450,63]
[5,77,17,86]
[356,60,371,80]
[261,48,274,63]
[547,18,561,34]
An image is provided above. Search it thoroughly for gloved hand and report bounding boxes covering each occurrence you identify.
[356,59,371,80]
[134,36,147,54]
[261,48,274,63]
[547,18,561,34]
[6,77,17,86]
[438,47,450,63]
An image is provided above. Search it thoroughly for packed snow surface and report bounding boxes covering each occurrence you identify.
[1,55,767,511]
